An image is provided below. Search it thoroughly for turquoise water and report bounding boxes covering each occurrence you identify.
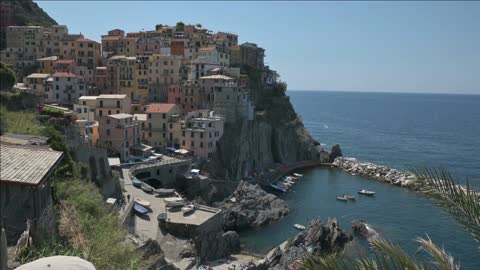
[240,91,480,269]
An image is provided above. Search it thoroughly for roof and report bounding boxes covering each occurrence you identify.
[200,75,233,80]
[102,35,121,41]
[108,113,133,119]
[96,66,107,70]
[77,38,99,44]
[0,144,63,186]
[26,73,50,79]
[37,56,58,61]
[78,96,98,100]
[0,133,49,146]
[146,103,177,113]
[52,72,77,78]
[97,94,127,99]
[55,59,75,64]
[108,157,121,167]
[133,114,147,121]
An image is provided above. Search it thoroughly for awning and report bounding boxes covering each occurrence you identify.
[175,149,189,155]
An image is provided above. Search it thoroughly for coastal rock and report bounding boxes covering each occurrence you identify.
[329,144,343,163]
[209,88,323,180]
[194,230,241,261]
[221,181,289,230]
[333,157,417,188]
[262,218,352,269]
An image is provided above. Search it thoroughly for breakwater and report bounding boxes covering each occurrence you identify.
[333,157,417,188]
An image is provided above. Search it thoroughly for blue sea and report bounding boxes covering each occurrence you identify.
[241,91,480,269]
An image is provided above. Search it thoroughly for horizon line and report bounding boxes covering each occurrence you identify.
[287,89,480,96]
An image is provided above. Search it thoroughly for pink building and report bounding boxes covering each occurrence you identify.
[98,113,141,161]
[172,110,224,159]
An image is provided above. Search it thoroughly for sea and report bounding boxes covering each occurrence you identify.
[240,91,480,269]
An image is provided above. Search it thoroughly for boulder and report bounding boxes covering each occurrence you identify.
[352,220,378,238]
[329,144,343,163]
[220,181,289,230]
[262,218,352,269]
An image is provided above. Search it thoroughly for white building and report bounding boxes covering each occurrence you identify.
[74,96,97,121]
[47,72,86,104]
[16,73,50,97]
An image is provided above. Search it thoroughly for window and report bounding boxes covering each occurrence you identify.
[148,132,152,137]
[182,131,185,137]
[191,141,194,147]
[107,119,110,124]
[200,133,204,138]
[182,140,185,146]
[99,110,103,116]
[162,113,166,119]
[162,133,166,138]
[200,142,204,148]
[191,132,194,138]
[108,110,111,115]
[107,129,110,136]
[148,113,151,119]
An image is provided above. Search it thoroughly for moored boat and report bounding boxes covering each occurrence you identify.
[133,203,149,214]
[141,182,154,193]
[293,173,303,178]
[294,224,306,230]
[134,198,151,208]
[132,178,142,188]
[154,188,175,197]
[164,197,185,207]
[358,189,376,196]
[336,195,349,201]
[181,204,195,214]
[270,183,287,193]
[346,195,356,200]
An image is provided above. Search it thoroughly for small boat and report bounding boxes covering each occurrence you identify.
[293,173,303,178]
[141,182,154,193]
[164,197,185,207]
[294,224,306,230]
[134,198,151,208]
[336,195,349,201]
[132,178,142,188]
[154,188,175,196]
[358,189,376,196]
[133,203,149,214]
[345,195,356,200]
[181,204,195,214]
[290,175,301,181]
[270,183,287,193]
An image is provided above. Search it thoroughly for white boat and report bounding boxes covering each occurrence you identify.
[141,182,154,193]
[358,189,376,196]
[294,224,306,230]
[134,198,151,208]
[336,195,349,201]
[181,204,195,214]
[164,197,185,207]
[293,173,303,178]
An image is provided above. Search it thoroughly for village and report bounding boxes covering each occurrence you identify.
[0,13,286,269]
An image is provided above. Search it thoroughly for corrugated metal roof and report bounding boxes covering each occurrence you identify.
[0,144,63,186]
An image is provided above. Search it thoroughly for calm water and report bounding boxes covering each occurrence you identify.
[241,91,480,269]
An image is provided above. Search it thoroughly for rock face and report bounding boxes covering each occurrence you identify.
[333,157,417,188]
[194,230,241,262]
[262,218,352,269]
[210,90,322,180]
[329,144,343,163]
[220,181,289,230]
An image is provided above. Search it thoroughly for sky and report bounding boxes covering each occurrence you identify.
[35,1,480,94]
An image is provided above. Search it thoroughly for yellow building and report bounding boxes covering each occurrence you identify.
[145,103,181,147]
[36,56,58,74]
[61,37,101,70]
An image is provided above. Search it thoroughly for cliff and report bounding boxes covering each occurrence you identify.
[210,78,323,180]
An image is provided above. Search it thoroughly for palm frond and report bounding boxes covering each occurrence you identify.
[416,237,460,270]
[411,168,480,240]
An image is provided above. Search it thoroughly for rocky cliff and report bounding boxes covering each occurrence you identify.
[210,85,323,180]
[260,218,352,269]
[219,181,289,230]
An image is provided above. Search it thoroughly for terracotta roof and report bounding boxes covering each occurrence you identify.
[52,72,78,78]
[102,35,121,41]
[77,38,99,44]
[199,46,217,51]
[0,144,63,186]
[146,103,177,113]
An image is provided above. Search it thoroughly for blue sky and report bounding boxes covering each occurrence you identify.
[36,1,480,94]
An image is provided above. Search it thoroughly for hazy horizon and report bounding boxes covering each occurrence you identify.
[36,1,480,95]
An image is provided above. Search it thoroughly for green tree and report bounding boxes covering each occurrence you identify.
[0,62,16,90]
[176,21,185,31]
